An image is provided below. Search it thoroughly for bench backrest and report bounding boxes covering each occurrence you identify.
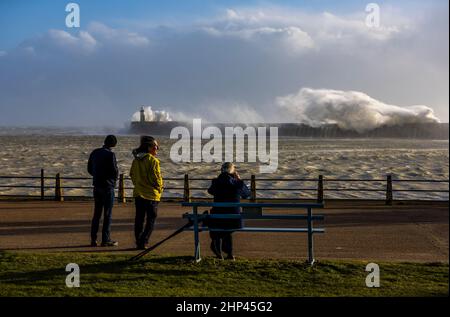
[181,202,324,209]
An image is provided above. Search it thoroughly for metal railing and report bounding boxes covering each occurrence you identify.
[0,169,448,204]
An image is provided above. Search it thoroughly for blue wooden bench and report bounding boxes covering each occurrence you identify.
[181,202,325,264]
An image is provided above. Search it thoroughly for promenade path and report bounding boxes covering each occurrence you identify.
[0,200,448,262]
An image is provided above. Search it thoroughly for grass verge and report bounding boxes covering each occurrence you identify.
[0,251,447,296]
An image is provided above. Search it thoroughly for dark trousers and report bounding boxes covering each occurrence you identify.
[134,197,158,246]
[91,187,114,243]
[210,231,233,255]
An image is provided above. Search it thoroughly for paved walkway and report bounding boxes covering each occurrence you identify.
[0,200,448,262]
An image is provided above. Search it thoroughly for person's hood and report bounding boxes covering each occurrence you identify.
[217,172,234,184]
[132,149,150,160]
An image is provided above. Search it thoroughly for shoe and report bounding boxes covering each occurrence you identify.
[225,254,236,261]
[210,242,223,259]
[136,244,148,250]
[101,240,119,247]
[90,240,98,247]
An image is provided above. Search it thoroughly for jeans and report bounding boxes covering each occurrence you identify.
[91,187,115,243]
[210,231,233,255]
[134,197,158,246]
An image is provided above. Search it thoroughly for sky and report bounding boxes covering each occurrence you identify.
[0,0,448,127]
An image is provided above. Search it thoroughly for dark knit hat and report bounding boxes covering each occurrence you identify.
[104,135,117,148]
[140,135,156,147]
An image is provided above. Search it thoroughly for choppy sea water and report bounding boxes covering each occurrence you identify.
[0,134,448,200]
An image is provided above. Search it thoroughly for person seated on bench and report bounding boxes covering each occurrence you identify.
[207,162,250,260]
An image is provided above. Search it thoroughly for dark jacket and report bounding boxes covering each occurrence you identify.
[207,172,251,229]
[87,146,119,189]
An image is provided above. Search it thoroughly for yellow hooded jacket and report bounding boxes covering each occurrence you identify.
[130,152,163,201]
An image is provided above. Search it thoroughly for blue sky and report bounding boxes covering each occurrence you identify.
[0,0,448,126]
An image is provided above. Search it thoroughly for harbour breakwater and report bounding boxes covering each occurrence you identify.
[128,122,449,139]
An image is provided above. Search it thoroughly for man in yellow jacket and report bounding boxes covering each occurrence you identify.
[130,136,163,250]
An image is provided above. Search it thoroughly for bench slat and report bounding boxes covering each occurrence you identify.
[182,213,324,220]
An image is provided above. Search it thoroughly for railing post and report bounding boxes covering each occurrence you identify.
[244,174,261,216]
[307,207,315,265]
[250,174,256,202]
[183,174,191,202]
[317,175,324,203]
[55,173,63,202]
[118,173,125,203]
[40,169,45,201]
[386,174,393,205]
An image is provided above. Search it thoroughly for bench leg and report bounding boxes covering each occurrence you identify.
[193,206,201,263]
[194,234,201,263]
[307,208,314,265]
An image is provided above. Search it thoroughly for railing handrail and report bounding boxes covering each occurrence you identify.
[181,202,324,208]
[1,175,449,183]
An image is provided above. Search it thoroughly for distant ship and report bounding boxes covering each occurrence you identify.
[128,107,449,139]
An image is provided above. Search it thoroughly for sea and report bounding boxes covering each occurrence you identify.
[0,128,448,200]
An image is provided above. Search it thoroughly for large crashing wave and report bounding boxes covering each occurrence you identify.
[131,106,172,122]
[276,88,440,133]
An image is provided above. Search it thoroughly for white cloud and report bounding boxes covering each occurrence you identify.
[22,46,36,56]
[47,29,97,54]
[88,22,150,47]
[202,6,408,53]
[12,23,149,58]
[203,25,315,53]
[224,8,267,24]
[312,11,404,50]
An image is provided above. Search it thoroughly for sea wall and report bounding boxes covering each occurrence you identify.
[128,122,449,139]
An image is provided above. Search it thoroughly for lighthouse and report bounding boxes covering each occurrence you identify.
[140,106,145,122]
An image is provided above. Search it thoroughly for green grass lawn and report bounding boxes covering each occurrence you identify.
[0,251,447,297]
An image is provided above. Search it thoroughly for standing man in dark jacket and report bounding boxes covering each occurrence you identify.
[208,162,250,260]
[87,135,119,247]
